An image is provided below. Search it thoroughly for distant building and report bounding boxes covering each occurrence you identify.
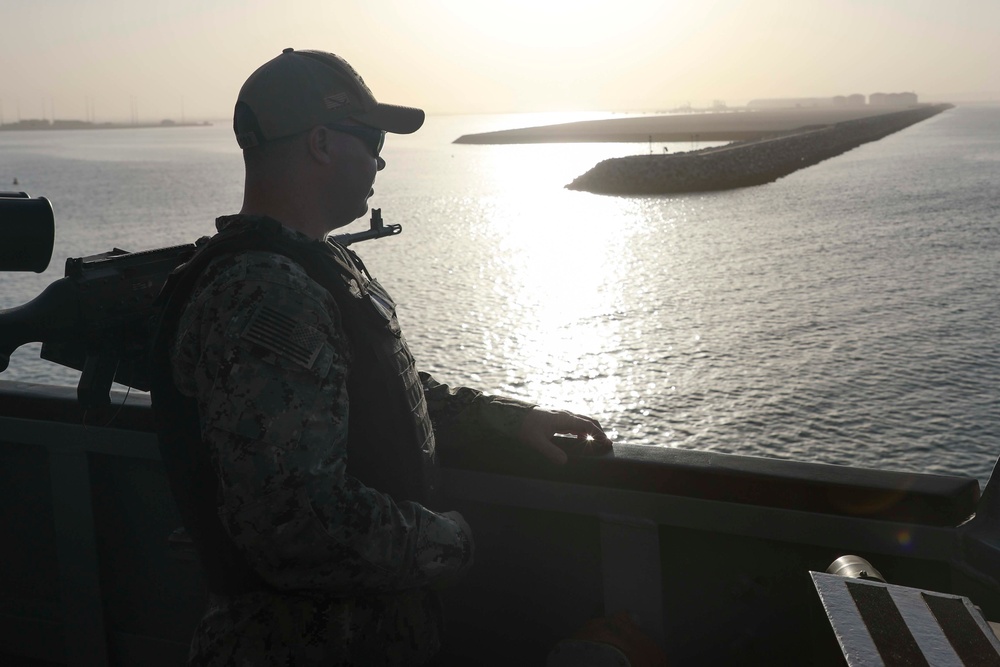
[748,92,917,109]
[11,119,51,129]
[51,120,94,129]
[747,97,837,109]
[869,92,918,106]
[831,95,865,107]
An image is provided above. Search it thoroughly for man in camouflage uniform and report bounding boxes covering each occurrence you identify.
[151,49,610,665]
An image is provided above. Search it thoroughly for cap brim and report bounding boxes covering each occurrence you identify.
[354,104,425,134]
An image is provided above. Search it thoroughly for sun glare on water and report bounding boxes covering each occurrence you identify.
[471,143,643,418]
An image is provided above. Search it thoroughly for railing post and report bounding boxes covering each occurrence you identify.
[49,446,109,667]
[599,513,666,648]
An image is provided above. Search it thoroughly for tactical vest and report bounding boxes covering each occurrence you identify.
[150,217,438,595]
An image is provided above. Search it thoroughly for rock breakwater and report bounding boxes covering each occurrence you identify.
[565,105,952,195]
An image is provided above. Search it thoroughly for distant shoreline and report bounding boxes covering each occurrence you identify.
[0,120,213,132]
[454,106,939,144]
[565,104,953,195]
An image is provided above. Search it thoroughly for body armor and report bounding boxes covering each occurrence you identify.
[150,217,437,594]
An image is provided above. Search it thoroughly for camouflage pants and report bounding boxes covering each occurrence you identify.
[189,588,444,666]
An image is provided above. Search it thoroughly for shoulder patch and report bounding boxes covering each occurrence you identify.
[242,304,326,369]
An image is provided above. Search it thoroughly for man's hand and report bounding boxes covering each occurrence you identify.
[428,511,474,591]
[517,407,613,465]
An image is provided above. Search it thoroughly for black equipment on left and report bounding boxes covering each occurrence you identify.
[0,192,55,273]
[0,231,204,409]
[0,198,400,410]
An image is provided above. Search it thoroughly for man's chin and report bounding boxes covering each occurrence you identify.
[359,190,375,218]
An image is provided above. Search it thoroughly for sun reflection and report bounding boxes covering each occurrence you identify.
[470,143,646,417]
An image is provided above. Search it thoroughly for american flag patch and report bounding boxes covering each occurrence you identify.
[324,92,350,109]
[242,305,325,369]
[812,572,1000,666]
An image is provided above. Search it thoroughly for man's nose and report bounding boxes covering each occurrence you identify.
[377,156,386,171]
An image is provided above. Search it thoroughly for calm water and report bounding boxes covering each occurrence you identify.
[1,107,998,484]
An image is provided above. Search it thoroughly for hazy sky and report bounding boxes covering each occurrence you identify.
[1,0,997,123]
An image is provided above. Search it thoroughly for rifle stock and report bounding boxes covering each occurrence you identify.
[0,242,202,408]
[0,203,401,409]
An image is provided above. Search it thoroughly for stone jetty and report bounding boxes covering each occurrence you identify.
[565,104,952,195]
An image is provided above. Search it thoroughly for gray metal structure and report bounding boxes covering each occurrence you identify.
[1,380,999,665]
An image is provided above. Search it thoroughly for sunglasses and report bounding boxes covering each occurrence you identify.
[325,123,386,157]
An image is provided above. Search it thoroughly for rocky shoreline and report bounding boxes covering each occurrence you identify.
[565,104,952,195]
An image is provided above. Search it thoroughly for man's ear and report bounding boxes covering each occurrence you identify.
[306,126,334,165]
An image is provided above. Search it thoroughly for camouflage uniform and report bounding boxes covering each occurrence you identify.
[170,216,534,665]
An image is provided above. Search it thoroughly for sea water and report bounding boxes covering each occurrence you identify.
[1,107,998,484]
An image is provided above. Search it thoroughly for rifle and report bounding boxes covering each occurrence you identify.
[0,194,401,410]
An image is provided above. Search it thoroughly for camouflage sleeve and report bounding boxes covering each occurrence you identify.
[419,372,536,452]
[171,251,472,594]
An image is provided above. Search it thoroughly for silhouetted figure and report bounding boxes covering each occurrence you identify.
[150,47,611,667]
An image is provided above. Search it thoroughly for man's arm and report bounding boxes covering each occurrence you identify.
[420,374,612,465]
[172,252,472,594]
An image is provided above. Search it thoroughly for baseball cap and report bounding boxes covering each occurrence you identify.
[234,48,425,149]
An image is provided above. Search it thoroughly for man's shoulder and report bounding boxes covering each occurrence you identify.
[192,249,330,305]
[171,247,343,391]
